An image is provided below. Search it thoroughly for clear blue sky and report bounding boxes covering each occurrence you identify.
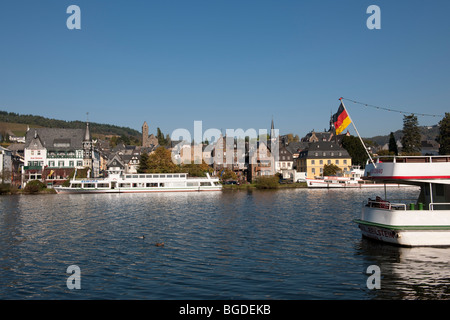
[1,0,449,139]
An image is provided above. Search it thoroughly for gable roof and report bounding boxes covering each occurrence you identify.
[25,128,85,150]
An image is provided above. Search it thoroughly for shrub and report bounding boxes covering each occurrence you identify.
[24,180,46,193]
[254,176,279,189]
[0,183,11,194]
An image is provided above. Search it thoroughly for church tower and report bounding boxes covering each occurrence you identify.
[142,121,149,147]
[83,120,93,169]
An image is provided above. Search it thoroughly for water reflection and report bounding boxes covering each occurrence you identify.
[1,188,448,299]
[358,239,450,300]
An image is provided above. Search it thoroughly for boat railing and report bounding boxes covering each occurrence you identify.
[429,203,450,210]
[366,199,407,210]
[371,155,450,164]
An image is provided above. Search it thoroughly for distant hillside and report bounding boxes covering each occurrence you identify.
[0,110,141,138]
[365,125,440,146]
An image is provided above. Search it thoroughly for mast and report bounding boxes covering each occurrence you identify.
[339,98,376,168]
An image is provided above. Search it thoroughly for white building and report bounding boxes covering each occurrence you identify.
[23,122,98,185]
[0,146,12,183]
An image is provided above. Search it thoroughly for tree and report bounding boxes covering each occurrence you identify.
[341,135,369,167]
[146,146,178,173]
[323,163,342,176]
[438,112,450,155]
[401,114,421,154]
[156,128,169,147]
[137,152,150,173]
[388,132,398,155]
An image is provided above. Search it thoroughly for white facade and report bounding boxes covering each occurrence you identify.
[0,146,12,183]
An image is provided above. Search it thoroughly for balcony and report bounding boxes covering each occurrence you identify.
[24,166,42,171]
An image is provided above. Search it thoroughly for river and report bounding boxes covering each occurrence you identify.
[1,187,449,300]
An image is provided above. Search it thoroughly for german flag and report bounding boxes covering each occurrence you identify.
[333,103,351,135]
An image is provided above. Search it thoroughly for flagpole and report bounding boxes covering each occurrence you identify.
[338,98,376,168]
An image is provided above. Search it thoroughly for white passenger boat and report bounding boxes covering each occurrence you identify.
[306,166,410,188]
[54,169,222,194]
[354,155,450,246]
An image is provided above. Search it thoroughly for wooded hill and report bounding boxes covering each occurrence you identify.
[0,110,141,138]
[365,125,440,146]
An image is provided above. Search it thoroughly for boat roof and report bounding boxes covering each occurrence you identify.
[364,155,450,185]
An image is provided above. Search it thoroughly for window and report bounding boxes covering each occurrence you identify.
[77,161,82,167]
[336,160,339,164]
[436,184,444,197]
[343,160,347,164]
[48,161,55,167]
[312,168,315,174]
[320,160,323,165]
[31,150,34,155]
[69,161,74,167]
[328,160,331,165]
[311,160,315,165]
[323,152,326,156]
[58,161,64,167]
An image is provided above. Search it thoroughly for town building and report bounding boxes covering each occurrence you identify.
[275,143,294,180]
[296,141,352,179]
[142,121,158,148]
[247,141,276,182]
[22,122,98,186]
[0,146,12,184]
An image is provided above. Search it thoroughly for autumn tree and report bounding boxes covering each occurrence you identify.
[323,163,342,176]
[146,146,178,173]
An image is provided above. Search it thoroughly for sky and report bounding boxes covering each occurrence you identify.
[1,0,449,141]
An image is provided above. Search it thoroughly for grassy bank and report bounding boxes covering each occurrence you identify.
[0,181,57,195]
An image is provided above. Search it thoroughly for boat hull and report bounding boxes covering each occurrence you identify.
[306,179,411,188]
[54,186,222,194]
[355,206,450,247]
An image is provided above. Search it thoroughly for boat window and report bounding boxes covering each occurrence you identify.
[146,183,158,187]
[153,175,159,178]
[436,184,444,196]
[126,175,131,179]
[159,183,164,187]
[146,175,153,178]
[167,175,172,178]
[120,183,131,188]
[173,175,179,178]
[71,183,81,188]
[132,175,138,178]
[200,182,212,186]
[97,183,109,188]
[160,175,166,178]
[83,183,95,188]
[187,182,199,187]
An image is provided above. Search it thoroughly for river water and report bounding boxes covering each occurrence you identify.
[1,187,450,300]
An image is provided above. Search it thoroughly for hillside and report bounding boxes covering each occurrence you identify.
[0,110,141,138]
[364,125,440,146]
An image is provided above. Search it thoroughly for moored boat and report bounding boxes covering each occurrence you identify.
[54,169,222,194]
[306,166,411,188]
[354,155,450,246]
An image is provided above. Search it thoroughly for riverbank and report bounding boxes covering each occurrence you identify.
[1,182,307,194]
[222,182,307,190]
[0,184,57,195]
